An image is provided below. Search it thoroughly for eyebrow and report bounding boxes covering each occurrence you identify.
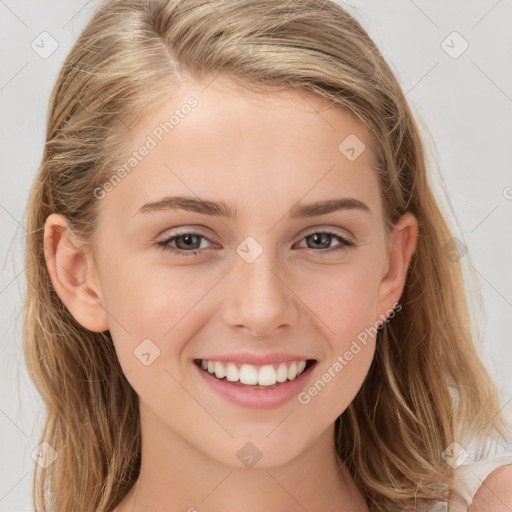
[135,195,371,220]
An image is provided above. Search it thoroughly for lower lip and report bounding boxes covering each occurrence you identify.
[194,361,316,410]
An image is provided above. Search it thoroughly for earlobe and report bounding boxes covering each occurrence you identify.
[43,213,110,333]
[376,212,418,323]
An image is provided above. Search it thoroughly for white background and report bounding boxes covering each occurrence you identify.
[1,0,511,509]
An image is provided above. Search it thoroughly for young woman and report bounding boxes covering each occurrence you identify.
[23,0,512,511]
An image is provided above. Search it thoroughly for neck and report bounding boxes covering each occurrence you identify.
[116,404,369,512]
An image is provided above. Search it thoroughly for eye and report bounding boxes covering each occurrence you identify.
[156,230,214,256]
[294,229,356,254]
[156,228,356,256]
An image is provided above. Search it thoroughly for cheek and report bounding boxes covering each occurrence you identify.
[300,256,383,344]
[99,259,217,373]
[293,259,381,414]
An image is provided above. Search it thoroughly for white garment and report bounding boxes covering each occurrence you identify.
[448,454,512,511]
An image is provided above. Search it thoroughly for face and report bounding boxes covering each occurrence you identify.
[46,75,417,469]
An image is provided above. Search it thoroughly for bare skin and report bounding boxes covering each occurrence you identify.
[44,75,418,512]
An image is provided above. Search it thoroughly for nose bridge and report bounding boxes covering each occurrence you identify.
[222,234,297,334]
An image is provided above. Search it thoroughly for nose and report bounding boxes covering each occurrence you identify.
[221,244,300,337]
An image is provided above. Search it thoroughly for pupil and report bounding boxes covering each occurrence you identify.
[310,233,329,249]
[178,234,199,249]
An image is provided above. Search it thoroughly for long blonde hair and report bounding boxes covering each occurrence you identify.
[23,0,510,510]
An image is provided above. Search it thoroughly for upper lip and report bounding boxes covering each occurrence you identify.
[195,352,315,366]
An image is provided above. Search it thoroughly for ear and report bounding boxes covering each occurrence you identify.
[375,212,418,324]
[43,213,110,332]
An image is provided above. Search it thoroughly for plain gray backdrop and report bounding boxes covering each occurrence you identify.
[1,0,511,510]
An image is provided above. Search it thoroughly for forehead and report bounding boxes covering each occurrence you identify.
[98,75,382,224]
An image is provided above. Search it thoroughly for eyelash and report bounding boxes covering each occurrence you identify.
[156,228,356,257]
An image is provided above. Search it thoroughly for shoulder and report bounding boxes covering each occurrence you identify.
[467,463,512,512]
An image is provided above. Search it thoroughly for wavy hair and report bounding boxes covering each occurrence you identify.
[23,0,511,510]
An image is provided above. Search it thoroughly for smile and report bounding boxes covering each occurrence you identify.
[195,359,312,387]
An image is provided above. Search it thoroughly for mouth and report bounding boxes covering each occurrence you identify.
[193,358,317,390]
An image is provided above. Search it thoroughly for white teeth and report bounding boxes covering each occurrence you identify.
[199,359,310,386]
[225,363,239,382]
[258,365,277,386]
[287,361,297,380]
[239,364,258,385]
[276,363,288,382]
[214,361,226,379]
